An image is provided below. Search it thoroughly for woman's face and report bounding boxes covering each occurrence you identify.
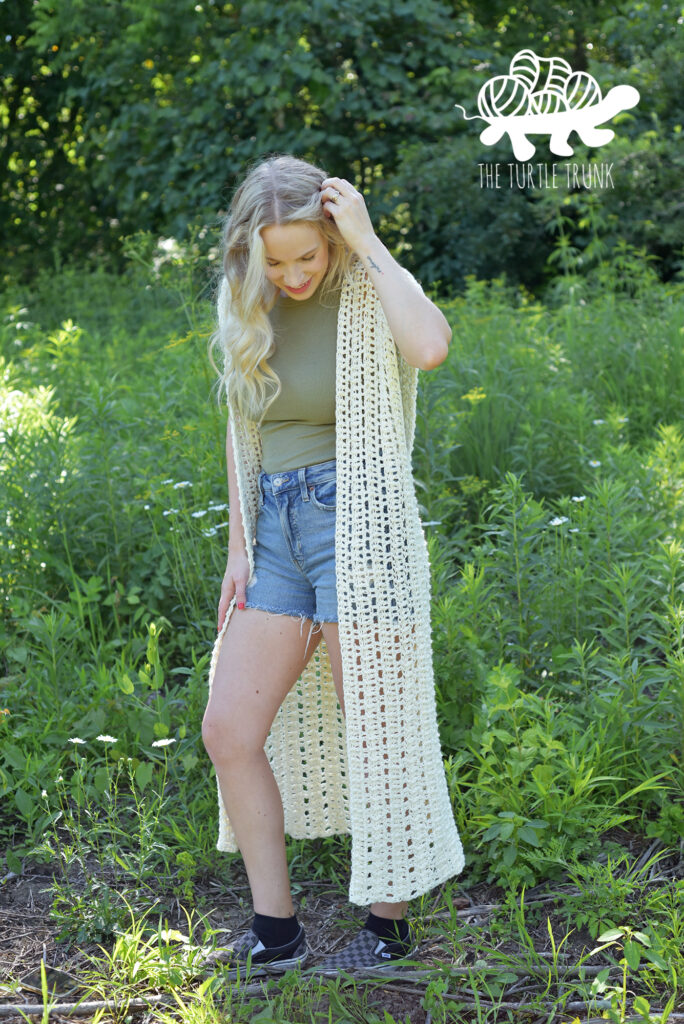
[261,222,329,300]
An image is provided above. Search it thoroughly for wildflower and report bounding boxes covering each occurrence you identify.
[191,510,207,518]
[144,504,150,510]
[618,416,629,423]
[571,495,586,503]
[203,521,229,537]
[0,708,9,716]
[163,508,179,516]
[549,516,569,527]
[592,418,605,425]
[173,480,192,489]
[42,789,48,798]
[588,459,601,468]
[207,503,229,512]
[569,528,580,533]
[96,734,118,744]
[152,738,176,747]
[69,737,86,744]
[160,478,174,485]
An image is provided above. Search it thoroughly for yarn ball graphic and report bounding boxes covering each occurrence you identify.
[476,48,603,120]
[477,75,530,119]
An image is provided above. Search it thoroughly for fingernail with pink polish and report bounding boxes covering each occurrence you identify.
[238,602,245,610]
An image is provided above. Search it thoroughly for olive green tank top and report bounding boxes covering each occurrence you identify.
[259,285,340,473]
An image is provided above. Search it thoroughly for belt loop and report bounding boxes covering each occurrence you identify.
[298,466,310,501]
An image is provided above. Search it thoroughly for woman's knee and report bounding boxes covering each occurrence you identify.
[202,704,260,766]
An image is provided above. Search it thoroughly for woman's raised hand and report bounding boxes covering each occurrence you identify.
[217,548,251,632]
[320,177,376,254]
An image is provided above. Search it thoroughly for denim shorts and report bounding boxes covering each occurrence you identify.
[244,457,338,628]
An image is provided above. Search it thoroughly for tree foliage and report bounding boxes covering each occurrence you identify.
[1,0,682,292]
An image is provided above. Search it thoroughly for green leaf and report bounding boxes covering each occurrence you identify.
[623,939,641,969]
[502,844,517,866]
[614,772,670,804]
[642,948,667,970]
[3,743,27,770]
[6,849,22,874]
[15,788,34,818]
[597,928,624,942]
[93,765,109,795]
[6,645,28,664]
[135,761,154,791]
[118,674,135,695]
[518,826,541,847]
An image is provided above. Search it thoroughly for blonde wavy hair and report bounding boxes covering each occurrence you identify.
[209,154,354,423]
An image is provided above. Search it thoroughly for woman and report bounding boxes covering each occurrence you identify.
[202,154,464,977]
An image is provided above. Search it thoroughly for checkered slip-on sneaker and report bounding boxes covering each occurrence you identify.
[313,925,416,976]
[206,925,309,980]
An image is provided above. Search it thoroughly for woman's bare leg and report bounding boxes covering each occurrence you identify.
[202,608,321,917]
[320,621,409,922]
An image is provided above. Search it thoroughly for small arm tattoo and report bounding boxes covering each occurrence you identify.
[367,256,383,273]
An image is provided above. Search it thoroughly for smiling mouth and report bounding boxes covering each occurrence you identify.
[286,279,312,294]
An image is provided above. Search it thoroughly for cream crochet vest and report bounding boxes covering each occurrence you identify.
[207,260,465,905]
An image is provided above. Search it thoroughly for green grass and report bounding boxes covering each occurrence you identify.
[1,241,682,1021]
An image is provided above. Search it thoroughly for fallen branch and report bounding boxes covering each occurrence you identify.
[0,996,168,1018]
[333,962,618,983]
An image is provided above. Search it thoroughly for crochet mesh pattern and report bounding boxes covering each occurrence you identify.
[207,260,464,905]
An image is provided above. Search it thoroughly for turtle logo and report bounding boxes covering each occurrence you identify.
[455,49,640,161]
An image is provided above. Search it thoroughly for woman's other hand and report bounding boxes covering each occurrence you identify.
[320,177,376,254]
[218,549,250,632]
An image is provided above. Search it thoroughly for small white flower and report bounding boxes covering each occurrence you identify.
[203,521,228,537]
[571,495,586,503]
[42,789,48,799]
[618,416,629,423]
[158,237,180,254]
[144,504,150,510]
[592,418,605,425]
[57,776,63,783]
[173,480,192,489]
[569,528,580,533]
[589,460,601,468]
[207,503,229,512]
[549,516,569,527]
[160,478,174,485]
[151,738,176,747]
[69,737,86,744]
[191,510,207,518]
[96,734,118,744]
[163,508,179,516]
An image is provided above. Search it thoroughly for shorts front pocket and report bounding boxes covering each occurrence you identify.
[308,479,336,512]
